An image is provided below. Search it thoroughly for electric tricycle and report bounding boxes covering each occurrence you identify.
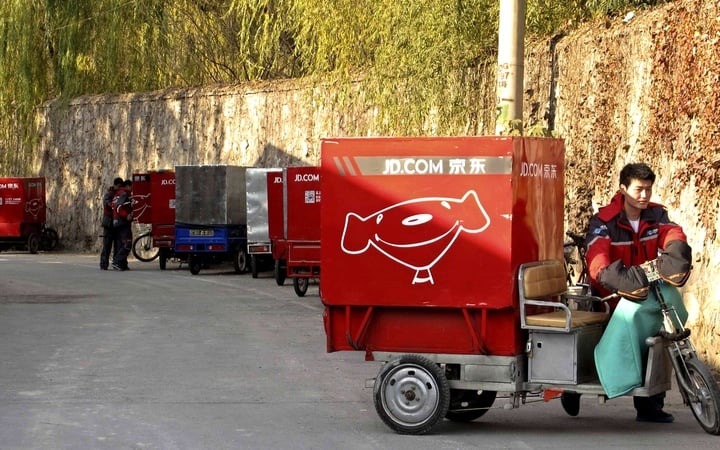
[270,166,321,296]
[0,177,58,253]
[173,165,249,275]
[319,136,720,435]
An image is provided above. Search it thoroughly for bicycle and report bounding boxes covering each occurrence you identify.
[39,225,59,251]
[132,230,160,262]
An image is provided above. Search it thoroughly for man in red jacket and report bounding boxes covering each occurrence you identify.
[111,180,134,271]
[100,177,123,270]
[584,162,692,423]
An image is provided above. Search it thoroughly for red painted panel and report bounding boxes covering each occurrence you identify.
[131,173,152,224]
[150,170,176,225]
[0,177,46,236]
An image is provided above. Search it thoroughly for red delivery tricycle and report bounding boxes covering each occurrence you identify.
[270,166,321,297]
[320,136,720,435]
[0,177,59,253]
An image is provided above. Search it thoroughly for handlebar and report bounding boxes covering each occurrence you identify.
[598,259,661,303]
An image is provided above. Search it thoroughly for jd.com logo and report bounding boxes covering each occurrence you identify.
[341,190,490,285]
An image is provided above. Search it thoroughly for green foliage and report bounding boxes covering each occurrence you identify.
[0,0,664,175]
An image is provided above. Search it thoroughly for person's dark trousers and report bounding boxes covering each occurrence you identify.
[112,224,132,270]
[634,392,665,414]
[100,225,116,269]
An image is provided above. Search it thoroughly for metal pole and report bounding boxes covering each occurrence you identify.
[496,0,526,135]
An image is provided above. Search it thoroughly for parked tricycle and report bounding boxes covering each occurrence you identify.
[173,165,249,275]
[270,166,321,296]
[0,177,59,253]
[319,136,720,435]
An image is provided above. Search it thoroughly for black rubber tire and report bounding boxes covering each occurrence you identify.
[560,392,581,417]
[132,231,159,262]
[27,233,40,254]
[681,357,720,434]
[158,248,168,270]
[445,389,497,422]
[233,248,248,273]
[293,277,308,297]
[373,354,450,435]
[189,255,201,275]
[40,227,59,251]
[251,255,259,278]
[274,259,286,286]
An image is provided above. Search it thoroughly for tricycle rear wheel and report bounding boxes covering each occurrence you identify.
[445,389,496,422]
[234,248,248,273]
[27,233,40,254]
[681,357,720,435]
[293,277,308,297]
[250,255,259,278]
[189,255,201,275]
[373,354,450,435]
[158,248,168,270]
[274,259,286,286]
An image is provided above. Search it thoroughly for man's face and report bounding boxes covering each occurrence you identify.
[621,178,653,211]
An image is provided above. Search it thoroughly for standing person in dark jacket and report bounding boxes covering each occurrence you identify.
[111,180,134,271]
[100,177,123,270]
[584,162,692,423]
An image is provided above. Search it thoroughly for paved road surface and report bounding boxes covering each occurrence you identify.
[1,252,718,449]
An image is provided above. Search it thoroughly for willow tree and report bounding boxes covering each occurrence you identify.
[1,0,649,175]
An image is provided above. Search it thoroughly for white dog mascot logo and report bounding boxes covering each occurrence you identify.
[341,190,490,284]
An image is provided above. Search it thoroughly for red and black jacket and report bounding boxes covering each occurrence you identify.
[585,191,687,298]
[102,187,116,218]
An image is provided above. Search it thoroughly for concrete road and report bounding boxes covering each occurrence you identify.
[1,252,718,449]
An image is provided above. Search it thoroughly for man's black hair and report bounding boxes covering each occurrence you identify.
[123,180,133,187]
[113,177,124,186]
[619,163,656,187]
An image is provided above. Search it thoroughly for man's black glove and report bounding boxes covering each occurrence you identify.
[658,240,692,286]
[599,260,650,300]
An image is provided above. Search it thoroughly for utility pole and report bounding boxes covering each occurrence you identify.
[496,0,526,135]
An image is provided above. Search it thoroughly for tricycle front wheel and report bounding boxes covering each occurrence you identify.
[681,357,720,435]
[373,354,450,435]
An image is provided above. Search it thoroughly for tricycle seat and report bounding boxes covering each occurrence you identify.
[519,260,610,383]
[519,260,609,332]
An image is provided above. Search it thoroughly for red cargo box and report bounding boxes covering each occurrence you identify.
[132,170,175,226]
[0,177,46,237]
[320,137,564,357]
[150,170,176,225]
[285,166,321,242]
[132,173,152,224]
